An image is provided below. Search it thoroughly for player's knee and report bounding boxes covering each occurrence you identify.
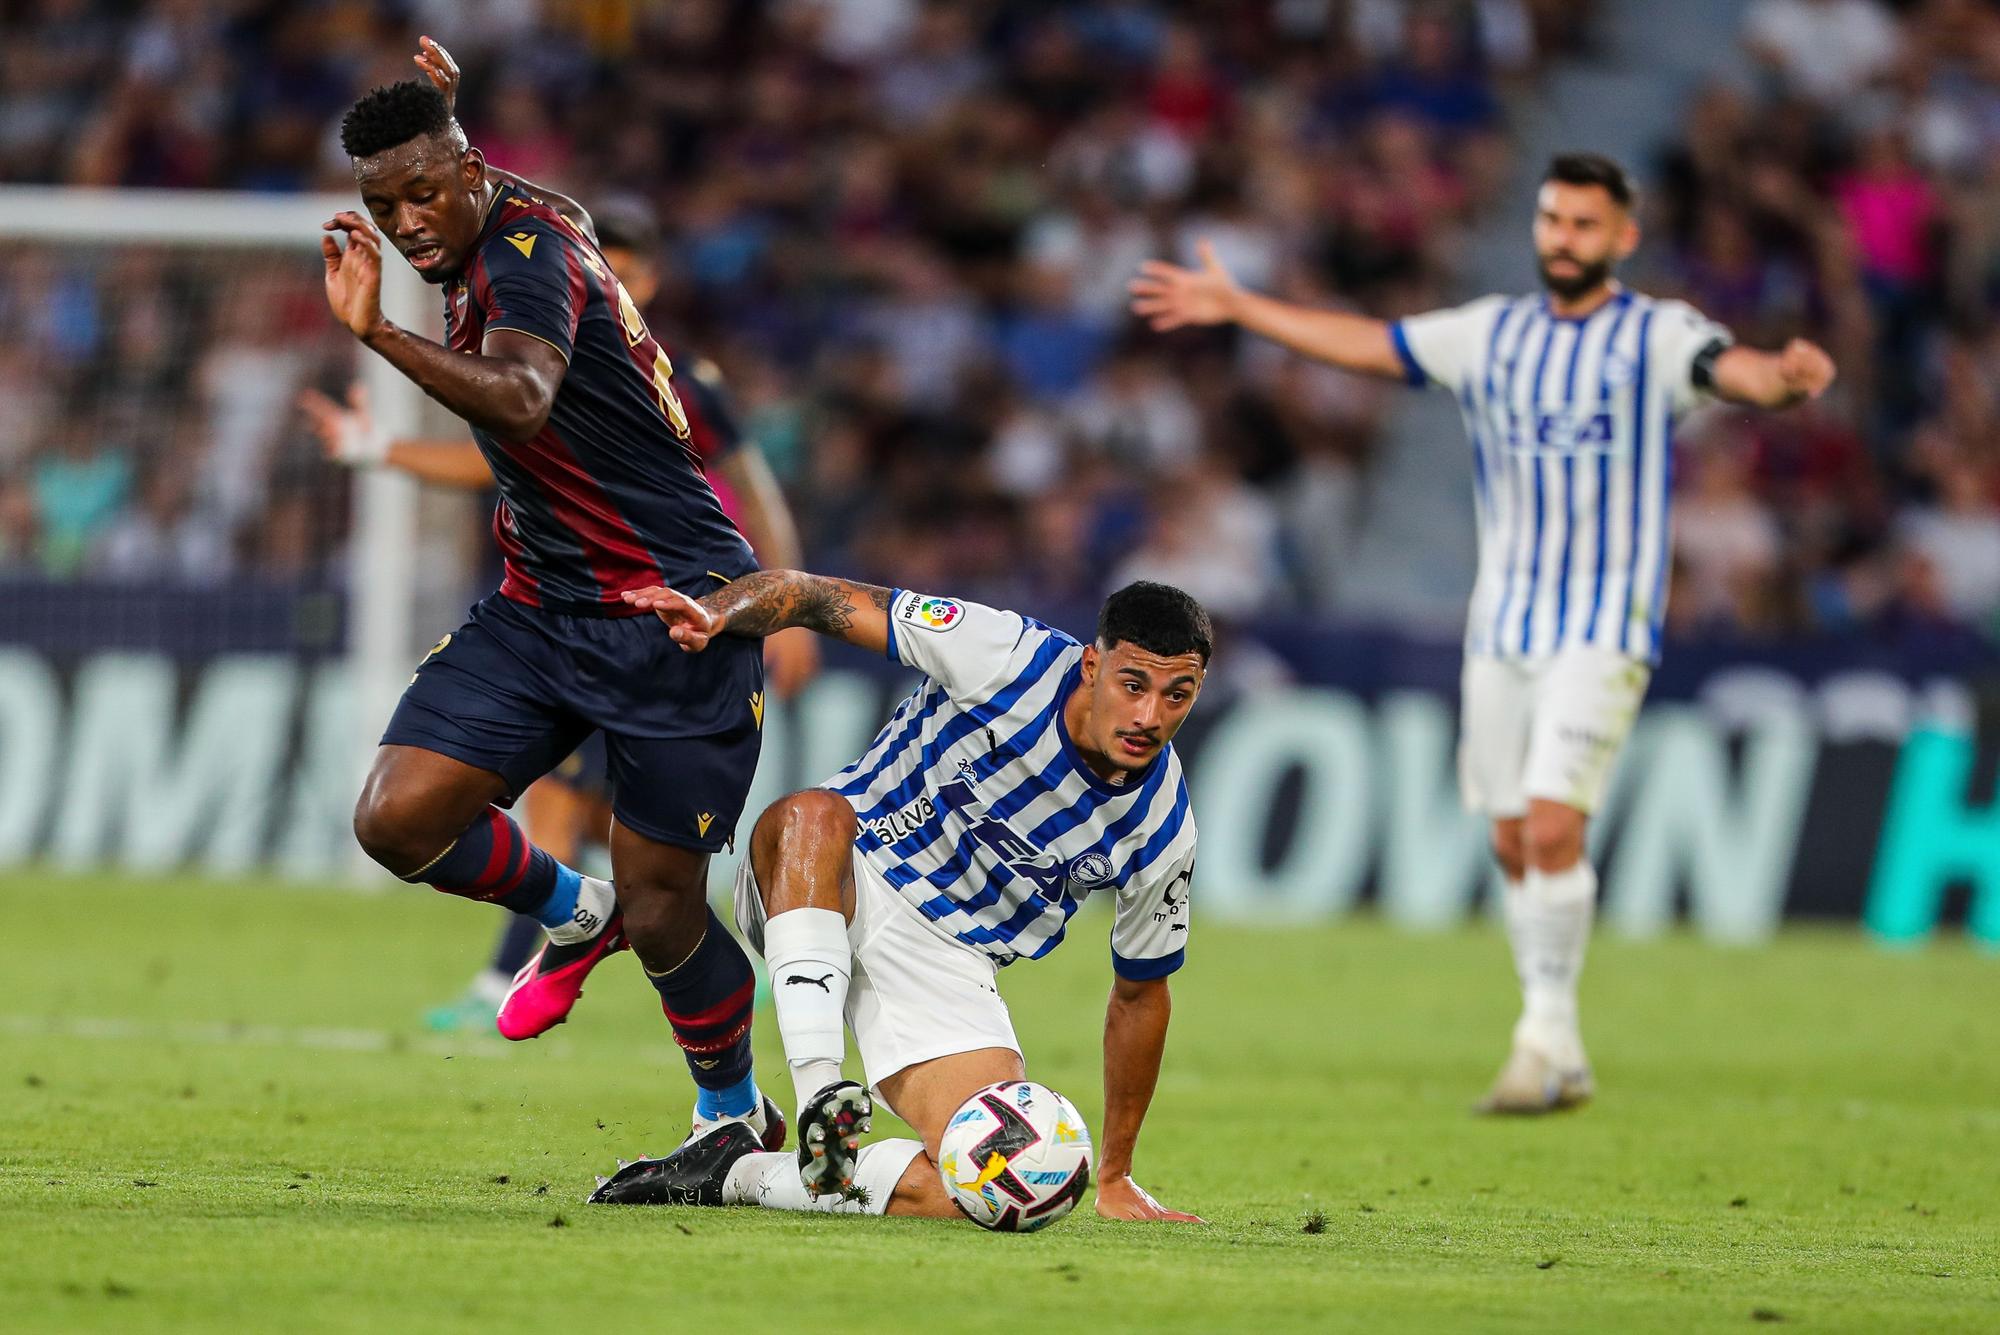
[752,790,855,867]
[352,786,447,876]
[1522,803,1585,873]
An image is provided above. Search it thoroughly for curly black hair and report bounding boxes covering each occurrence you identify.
[1097,581,1213,664]
[340,80,453,159]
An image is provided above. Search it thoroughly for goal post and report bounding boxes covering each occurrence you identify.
[0,185,429,882]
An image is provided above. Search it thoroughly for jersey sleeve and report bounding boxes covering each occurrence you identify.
[1388,295,1507,393]
[1653,299,1734,416]
[883,590,1032,706]
[1110,837,1194,981]
[476,214,585,363]
[681,358,744,466]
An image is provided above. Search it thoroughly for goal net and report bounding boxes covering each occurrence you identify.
[0,187,434,882]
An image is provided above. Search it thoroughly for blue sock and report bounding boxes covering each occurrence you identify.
[527,863,584,930]
[489,914,544,976]
[695,1070,760,1120]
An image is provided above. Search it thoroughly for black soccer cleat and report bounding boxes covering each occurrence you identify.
[588,1122,763,1206]
[797,1080,872,1200]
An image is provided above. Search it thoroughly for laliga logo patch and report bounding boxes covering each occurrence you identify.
[1066,852,1113,892]
[901,594,964,633]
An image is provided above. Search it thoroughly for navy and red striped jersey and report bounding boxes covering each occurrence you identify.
[444,182,756,613]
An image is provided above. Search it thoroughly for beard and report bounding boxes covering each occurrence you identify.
[1538,253,1614,300]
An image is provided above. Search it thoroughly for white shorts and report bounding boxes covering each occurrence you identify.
[1458,647,1651,819]
[733,849,1021,1097]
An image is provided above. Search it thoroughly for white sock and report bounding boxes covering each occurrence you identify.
[468,968,511,1006]
[544,875,616,946]
[722,1139,925,1215]
[1504,862,1596,1068]
[761,908,852,1114]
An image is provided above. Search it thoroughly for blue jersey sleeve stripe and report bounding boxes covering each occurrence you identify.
[1388,322,1428,387]
[1618,309,1656,656]
[1112,947,1184,981]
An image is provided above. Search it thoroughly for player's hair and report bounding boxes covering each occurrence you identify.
[340,80,454,160]
[592,196,662,256]
[1097,582,1214,664]
[1543,152,1637,211]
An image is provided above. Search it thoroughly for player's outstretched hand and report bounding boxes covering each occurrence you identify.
[321,212,385,340]
[1127,239,1241,332]
[414,35,460,113]
[764,625,821,699]
[1778,338,1836,401]
[624,585,722,651]
[298,383,389,467]
[1094,1173,1206,1224]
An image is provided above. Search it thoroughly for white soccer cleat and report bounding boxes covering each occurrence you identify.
[1475,1044,1594,1115]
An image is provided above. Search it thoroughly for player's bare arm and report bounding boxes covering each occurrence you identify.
[1128,239,1406,379]
[322,210,566,441]
[412,36,596,243]
[1707,338,1837,410]
[297,383,495,487]
[1097,974,1204,1223]
[625,570,894,656]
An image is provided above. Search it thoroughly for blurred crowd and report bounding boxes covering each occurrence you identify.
[1657,0,2000,644]
[0,249,352,584]
[1,0,1995,649]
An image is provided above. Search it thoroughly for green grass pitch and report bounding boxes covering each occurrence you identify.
[1,872,1995,1333]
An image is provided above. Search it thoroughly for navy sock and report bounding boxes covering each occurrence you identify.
[490,914,544,976]
[647,905,758,1109]
[410,807,566,918]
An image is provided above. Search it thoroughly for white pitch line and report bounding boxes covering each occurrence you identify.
[0,1013,557,1060]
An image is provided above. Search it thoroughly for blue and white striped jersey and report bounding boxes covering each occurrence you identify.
[1390,288,1731,663]
[823,591,1196,980]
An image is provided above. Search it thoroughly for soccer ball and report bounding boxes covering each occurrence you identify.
[937,1080,1093,1232]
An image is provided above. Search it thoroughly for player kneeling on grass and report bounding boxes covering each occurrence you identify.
[591,574,1207,1225]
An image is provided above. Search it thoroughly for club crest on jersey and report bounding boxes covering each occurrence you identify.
[1602,354,1636,387]
[1066,852,1114,892]
[899,595,963,634]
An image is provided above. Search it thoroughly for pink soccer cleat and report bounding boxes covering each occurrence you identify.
[495,910,629,1040]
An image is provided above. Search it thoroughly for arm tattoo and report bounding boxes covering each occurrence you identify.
[699,570,890,639]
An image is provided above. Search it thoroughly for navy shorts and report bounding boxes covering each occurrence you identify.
[382,593,765,852]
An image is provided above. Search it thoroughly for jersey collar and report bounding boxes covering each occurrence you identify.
[1539,284,1631,325]
[475,179,525,247]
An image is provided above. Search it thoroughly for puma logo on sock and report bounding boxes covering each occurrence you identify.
[785,973,834,992]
